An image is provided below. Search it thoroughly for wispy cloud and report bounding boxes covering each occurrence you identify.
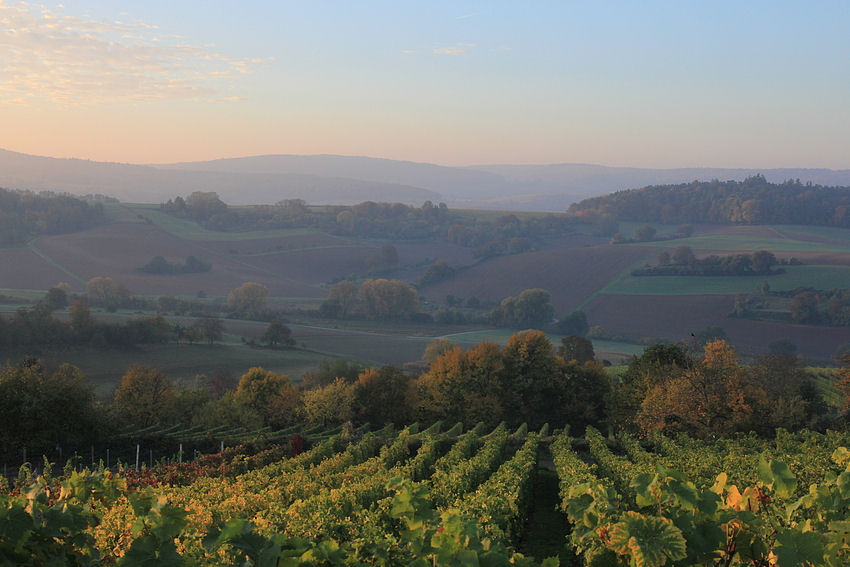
[432,43,475,56]
[0,1,258,105]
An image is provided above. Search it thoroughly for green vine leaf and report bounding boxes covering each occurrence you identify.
[608,512,686,567]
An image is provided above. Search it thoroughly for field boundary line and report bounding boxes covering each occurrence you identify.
[576,256,654,309]
[27,238,86,285]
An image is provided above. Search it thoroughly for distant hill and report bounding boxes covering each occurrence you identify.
[0,148,439,206]
[567,175,850,227]
[465,163,850,211]
[158,154,506,201]
[2,147,850,210]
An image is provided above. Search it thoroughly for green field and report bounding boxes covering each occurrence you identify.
[600,264,850,296]
[17,344,328,396]
[635,232,850,253]
[126,204,319,241]
[771,224,850,243]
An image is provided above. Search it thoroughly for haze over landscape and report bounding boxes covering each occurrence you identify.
[1,1,848,172]
[4,2,850,565]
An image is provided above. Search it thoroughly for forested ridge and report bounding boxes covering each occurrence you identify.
[568,175,850,226]
[0,188,105,244]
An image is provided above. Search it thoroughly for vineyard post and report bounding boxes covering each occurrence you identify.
[106,448,110,468]
[179,443,183,464]
[135,444,140,471]
[220,441,224,453]
[149,449,153,469]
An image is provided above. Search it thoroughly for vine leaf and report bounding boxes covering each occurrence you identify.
[758,458,796,499]
[608,512,687,567]
[774,530,823,566]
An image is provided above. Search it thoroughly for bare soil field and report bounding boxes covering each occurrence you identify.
[393,240,477,267]
[30,224,326,298]
[0,247,77,289]
[584,294,850,362]
[420,244,652,313]
[197,232,355,256]
[240,246,380,285]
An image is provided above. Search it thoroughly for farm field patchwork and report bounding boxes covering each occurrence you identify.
[421,244,651,314]
[584,293,850,361]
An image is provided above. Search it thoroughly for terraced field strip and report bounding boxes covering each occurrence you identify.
[240,244,377,257]
[631,232,850,253]
[600,264,850,296]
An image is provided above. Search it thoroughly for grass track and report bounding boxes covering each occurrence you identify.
[26,239,86,285]
[631,232,850,253]
[601,265,850,296]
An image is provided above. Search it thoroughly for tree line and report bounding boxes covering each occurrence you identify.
[610,340,834,438]
[160,192,584,259]
[138,255,211,275]
[568,175,850,227]
[0,283,294,350]
[5,328,846,468]
[0,329,609,464]
[632,248,781,276]
[0,188,104,245]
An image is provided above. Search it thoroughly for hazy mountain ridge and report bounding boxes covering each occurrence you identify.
[464,163,850,211]
[0,148,439,206]
[2,147,849,210]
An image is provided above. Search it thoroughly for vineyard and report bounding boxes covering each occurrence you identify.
[3,422,850,565]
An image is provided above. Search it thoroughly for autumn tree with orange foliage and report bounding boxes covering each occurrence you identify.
[416,342,504,426]
[631,340,824,438]
[415,330,609,431]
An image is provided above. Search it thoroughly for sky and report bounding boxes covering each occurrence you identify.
[0,1,848,168]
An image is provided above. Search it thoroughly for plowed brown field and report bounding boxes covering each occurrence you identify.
[420,245,652,313]
[0,247,76,290]
[584,294,850,361]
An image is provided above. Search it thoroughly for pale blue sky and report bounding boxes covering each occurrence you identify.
[1,1,847,167]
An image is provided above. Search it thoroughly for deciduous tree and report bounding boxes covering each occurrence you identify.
[234,367,300,428]
[358,279,419,320]
[226,282,269,313]
[354,366,413,426]
[262,321,294,347]
[113,365,176,428]
[303,378,355,427]
[559,335,595,364]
